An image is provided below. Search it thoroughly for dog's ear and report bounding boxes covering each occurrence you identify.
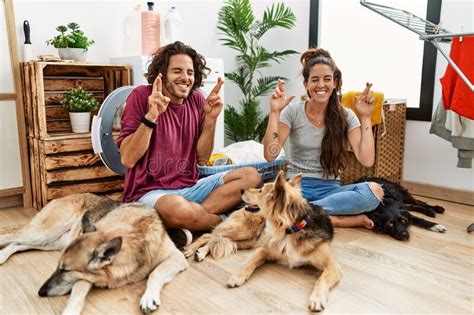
[90,236,122,269]
[275,170,286,190]
[288,173,302,189]
[81,211,96,233]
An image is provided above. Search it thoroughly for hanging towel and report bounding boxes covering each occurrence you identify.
[341,90,384,126]
[440,36,474,120]
[430,99,474,168]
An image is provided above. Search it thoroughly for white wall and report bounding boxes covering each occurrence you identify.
[0,3,23,189]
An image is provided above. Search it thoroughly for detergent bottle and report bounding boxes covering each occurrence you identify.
[162,6,183,46]
[123,4,142,56]
[141,1,161,55]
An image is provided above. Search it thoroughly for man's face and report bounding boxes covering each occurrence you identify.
[162,54,195,104]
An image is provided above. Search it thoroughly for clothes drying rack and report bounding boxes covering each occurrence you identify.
[361,1,474,233]
[360,0,474,92]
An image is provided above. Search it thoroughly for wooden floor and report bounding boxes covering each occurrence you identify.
[0,196,472,314]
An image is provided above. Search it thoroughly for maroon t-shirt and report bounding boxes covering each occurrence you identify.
[117,85,204,202]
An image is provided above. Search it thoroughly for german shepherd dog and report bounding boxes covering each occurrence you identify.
[0,193,187,314]
[227,171,341,312]
[355,178,447,240]
[183,207,266,262]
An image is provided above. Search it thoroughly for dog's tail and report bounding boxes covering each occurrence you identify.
[209,235,237,260]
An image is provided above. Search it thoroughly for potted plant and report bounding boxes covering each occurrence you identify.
[62,87,99,133]
[218,0,298,142]
[46,22,95,61]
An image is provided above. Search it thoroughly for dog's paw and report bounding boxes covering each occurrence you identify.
[194,249,206,262]
[308,291,328,312]
[140,290,160,314]
[425,210,437,218]
[433,206,445,214]
[227,273,247,288]
[183,248,195,259]
[0,251,10,265]
[430,224,447,233]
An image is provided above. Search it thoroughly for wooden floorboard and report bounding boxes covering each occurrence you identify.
[0,196,472,314]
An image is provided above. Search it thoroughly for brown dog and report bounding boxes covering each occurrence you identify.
[184,207,266,261]
[227,171,341,312]
[0,194,187,314]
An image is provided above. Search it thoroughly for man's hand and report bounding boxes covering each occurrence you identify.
[147,73,170,121]
[203,77,224,120]
[270,79,295,113]
[354,82,375,118]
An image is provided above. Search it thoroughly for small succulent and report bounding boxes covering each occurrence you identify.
[46,22,95,50]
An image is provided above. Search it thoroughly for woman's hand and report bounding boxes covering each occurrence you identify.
[203,77,224,120]
[270,79,295,113]
[354,82,375,118]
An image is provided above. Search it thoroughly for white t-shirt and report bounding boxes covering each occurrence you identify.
[280,101,360,179]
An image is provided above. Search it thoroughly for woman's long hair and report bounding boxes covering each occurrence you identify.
[145,41,209,91]
[300,48,348,178]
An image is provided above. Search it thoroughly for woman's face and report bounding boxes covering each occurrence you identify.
[304,64,335,105]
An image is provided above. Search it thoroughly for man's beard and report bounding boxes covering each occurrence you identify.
[164,80,191,100]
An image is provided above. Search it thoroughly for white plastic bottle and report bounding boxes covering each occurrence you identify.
[162,6,183,46]
[123,4,142,56]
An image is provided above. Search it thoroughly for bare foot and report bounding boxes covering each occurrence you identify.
[330,214,374,229]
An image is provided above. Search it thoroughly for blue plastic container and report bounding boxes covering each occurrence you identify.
[198,157,287,182]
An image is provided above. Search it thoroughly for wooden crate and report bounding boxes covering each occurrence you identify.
[340,101,406,185]
[20,62,130,209]
[28,135,124,209]
[21,61,130,139]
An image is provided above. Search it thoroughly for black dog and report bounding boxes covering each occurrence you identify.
[355,177,447,241]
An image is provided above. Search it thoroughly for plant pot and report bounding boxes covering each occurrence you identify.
[69,112,91,133]
[58,48,88,61]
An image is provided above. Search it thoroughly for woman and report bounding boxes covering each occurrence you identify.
[263,48,383,229]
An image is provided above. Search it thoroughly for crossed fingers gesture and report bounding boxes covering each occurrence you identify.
[354,82,375,118]
[147,74,170,121]
[203,77,224,120]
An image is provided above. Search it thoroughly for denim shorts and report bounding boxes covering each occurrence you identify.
[300,177,381,215]
[139,171,228,208]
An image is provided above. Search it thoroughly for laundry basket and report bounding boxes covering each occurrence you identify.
[340,101,406,184]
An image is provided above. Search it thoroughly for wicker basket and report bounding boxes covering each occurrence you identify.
[340,101,406,185]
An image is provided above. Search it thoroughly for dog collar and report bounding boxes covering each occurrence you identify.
[244,204,260,212]
[286,214,310,234]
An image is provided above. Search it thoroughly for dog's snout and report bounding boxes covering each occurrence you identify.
[395,230,409,241]
[38,285,48,297]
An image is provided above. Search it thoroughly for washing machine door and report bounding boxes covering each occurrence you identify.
[91,86,135,176]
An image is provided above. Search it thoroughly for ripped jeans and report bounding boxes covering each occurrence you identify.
[301,177,381,215]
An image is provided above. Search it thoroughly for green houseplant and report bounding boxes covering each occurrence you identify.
[62,87,99,133]
[46,22,95,61]
[218,0,298,142]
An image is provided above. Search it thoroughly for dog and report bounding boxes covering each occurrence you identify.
[0,193,187,314]
[227,171,341,312]
[355,177,447,240]
[183,206,266,262]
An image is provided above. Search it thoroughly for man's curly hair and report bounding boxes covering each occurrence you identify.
[145,41,209,91]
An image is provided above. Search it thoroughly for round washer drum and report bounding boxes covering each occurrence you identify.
[91,86,135,176]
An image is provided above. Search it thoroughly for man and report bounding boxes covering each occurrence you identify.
[117,41,261,247]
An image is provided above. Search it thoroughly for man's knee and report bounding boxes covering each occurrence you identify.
[230,167,261,188]
[155,195,199,228]
[368,182,384,201]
